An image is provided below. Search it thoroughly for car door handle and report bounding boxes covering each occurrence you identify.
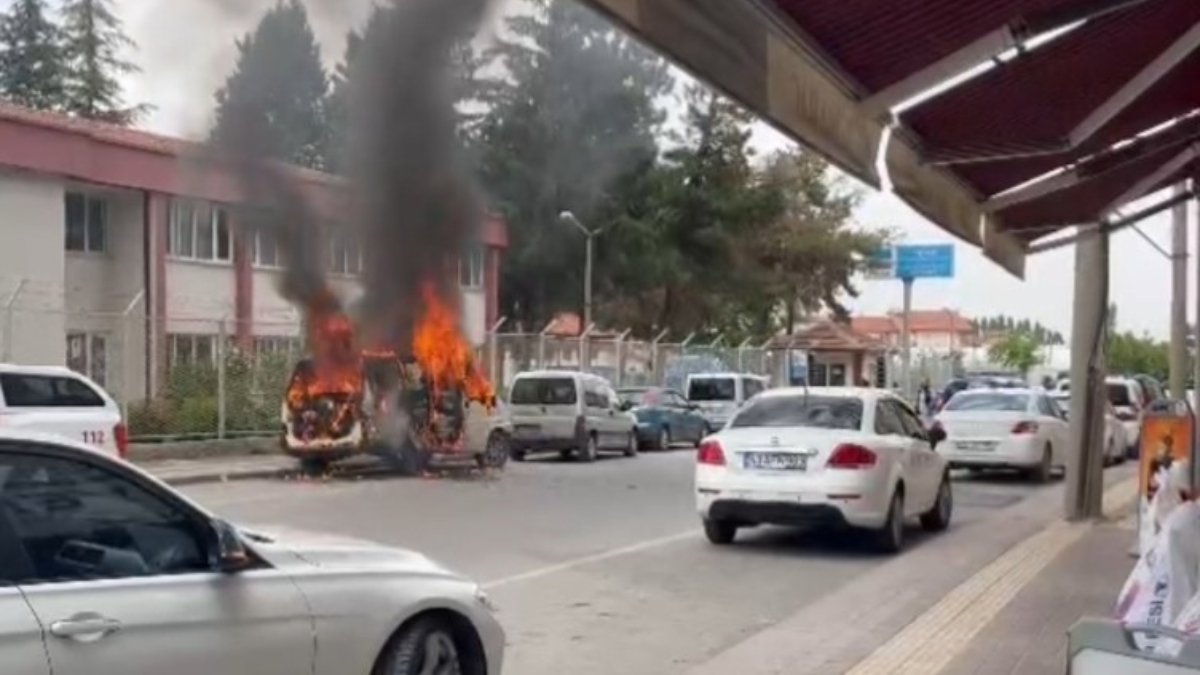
[50,613,122,642]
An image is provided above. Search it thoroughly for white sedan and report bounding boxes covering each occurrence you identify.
[934,388,1069,481]
[1049,391,1126,466]
[0,430,504,675]
[695,387,951,553]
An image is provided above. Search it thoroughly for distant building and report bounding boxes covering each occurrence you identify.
[0,103,507,403]
[851,310,977,352]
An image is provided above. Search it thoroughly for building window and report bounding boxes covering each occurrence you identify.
[66,332,107,386]
[168,199,230,262]
[254,336,300,359]
[168,334,218,368]
[329,234,361,275]
[254,228,280,268]
[459,246,484,288]
[65,192,107,253]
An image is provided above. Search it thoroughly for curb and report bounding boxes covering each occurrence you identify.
[153,466,292,487]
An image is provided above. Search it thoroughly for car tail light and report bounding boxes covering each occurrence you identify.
[114,422,129,459]
[828,444,877,469]
[1011,420,1039,435]
[697,440,726,466]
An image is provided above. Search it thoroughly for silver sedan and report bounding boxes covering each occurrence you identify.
[0,430,504,675]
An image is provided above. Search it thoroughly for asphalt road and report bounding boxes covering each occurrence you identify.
[180,448,1085,675]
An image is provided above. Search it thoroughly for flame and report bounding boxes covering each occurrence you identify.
[286,290,362,412]
[412,282,495,407]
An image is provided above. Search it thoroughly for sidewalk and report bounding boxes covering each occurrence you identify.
[940,514,1136,675]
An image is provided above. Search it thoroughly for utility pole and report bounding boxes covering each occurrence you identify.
[900,277,913,401]
[559,211,602,330]
[1171,182,1188,399]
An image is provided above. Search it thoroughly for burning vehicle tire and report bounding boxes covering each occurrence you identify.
[478,431,510,470]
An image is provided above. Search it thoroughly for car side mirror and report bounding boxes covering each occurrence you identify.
[212,519,253,573]
[928,425,947,448]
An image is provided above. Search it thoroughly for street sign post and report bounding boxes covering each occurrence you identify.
[866,244,956,402]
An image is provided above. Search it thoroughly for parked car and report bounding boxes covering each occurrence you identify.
[1107,376,1145,456]
[617,387,709,450]
[694,387,950,553]
[1131,374,1164,408]
[933,388,1068,482]
[0,429,505,674]
[1049,391,1126,465]
[507,371,639,462]
[685,373,768,430]
[0,364,127,459]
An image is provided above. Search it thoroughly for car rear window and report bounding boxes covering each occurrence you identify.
[943,392,1028,412]
[0,374,105,408]
[688,377,736,402]
[618,389,658,406]
[510,377,577,405]
[731,396,863,431]
[1107,384,1133,407]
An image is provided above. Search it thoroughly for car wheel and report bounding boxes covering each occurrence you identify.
[873,489,904,553]
[703,519,737,545]
[299,457,329,476]
[477,432,509,470]
[624,431,639,457]
[374,616,475,675]
[656,427,671,451]
[579,434,598,463]
[920,475,952,532]
[1028,445,1052,483]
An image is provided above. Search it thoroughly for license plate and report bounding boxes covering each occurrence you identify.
[956,441,997,452]
[744,452,807,471]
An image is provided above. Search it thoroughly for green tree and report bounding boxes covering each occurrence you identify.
[751,148,884,331]
[988,332,1043,377]
[477,0,672,329]
[59,0,146,124]
[211,0,329,170]
[0,0,65,111]
[1108,332,1168,380]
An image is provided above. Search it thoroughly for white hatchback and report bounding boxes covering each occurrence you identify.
[0,364,127,459]
[695,387,951,553]
[934,388,1068,481]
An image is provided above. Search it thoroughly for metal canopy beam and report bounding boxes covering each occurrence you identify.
[1027,186,1199,253]
[1068,19,1200,147]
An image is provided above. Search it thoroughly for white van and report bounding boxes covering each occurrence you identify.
[507,371,639,462]
[685,373,768,430]
[0,364,127,459]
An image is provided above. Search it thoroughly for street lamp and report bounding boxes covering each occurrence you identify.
[559,211,602,330]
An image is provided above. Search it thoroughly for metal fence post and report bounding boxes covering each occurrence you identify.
[579,323,596,373]
[538,320,554,369]
[217,318,227,440]
[681,332,697,358]
[2,279,27,362]
[119,291,145,417]
[615,329,631,386]
[651,329,669,385]
[488,316,507,386]
[736,337,752,372]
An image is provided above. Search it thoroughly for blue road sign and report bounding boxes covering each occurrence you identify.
[895,244,954,280]
[866,247,896,279]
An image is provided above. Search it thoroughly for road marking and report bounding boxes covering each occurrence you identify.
[482,530,698,590]
[845,476,1138,675]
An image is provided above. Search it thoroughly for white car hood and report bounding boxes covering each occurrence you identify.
[238,524,453,577]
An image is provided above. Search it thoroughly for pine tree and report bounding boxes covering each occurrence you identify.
[59,0,146,124]
[211,0,329,170]
[0,0,66,111]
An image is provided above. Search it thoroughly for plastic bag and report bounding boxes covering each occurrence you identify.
[1118,501,1200,627]
[1140,464,1189,558]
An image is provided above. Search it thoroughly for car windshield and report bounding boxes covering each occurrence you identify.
[730,395,863,430]
[510,378,576,405]
[943,392,1029,412]
[1107,383,1133,407]
[688,377,736,402]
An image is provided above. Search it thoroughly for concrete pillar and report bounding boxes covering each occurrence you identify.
[1065,223,1109,521]
[1171,183,1189,399]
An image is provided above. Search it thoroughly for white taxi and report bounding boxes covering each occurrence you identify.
[695,387,950,553]
[0,364,127,459]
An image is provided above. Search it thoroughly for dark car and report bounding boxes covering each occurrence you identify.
[617,387,709,450]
